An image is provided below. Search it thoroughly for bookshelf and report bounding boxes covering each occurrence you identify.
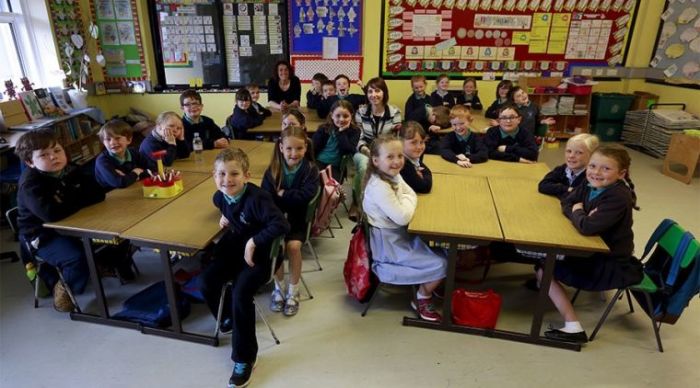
[10,108,104,165]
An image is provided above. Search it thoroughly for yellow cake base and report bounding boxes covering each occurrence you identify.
[143,180,184,199]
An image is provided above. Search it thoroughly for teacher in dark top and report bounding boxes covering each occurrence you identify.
[267,60,301,111]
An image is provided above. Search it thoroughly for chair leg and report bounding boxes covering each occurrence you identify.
[214,282,230,337]
[34,272,40,308]
[589,288,624,342]
[625,289,634,313]
[570,289,581,305]
[299,275,313,299]
[642,291,664,352]
[361,283,383,317]
[254,300,280,345]
[330,213,343,230]
[303,240,322,272]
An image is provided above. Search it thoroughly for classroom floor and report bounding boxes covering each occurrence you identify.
[1,144,699,388]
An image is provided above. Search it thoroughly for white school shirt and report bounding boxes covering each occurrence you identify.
[363,174,417,228]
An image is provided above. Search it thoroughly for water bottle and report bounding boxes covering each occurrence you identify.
[193,132,204,162]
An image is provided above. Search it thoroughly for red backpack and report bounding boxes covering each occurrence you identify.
[343,222,377,302]
[311,166,342,237]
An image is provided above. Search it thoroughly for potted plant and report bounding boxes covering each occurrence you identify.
[62,22,105,109]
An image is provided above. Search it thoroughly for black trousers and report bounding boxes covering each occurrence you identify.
[200,232,272,363]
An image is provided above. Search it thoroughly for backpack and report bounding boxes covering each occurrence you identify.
[113,281,191,328]
[633,219,700,324]
[343,221,377,302]
[311,165,342,237]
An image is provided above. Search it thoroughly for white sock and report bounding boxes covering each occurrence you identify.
[287,282,299,297]
[560,321,584,333]
[274,278,286,293]
[416,290,430,300]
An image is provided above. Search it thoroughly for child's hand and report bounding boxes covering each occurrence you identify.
[588,207,598,216]
[244,238,256,267]
[115,169,126,176]
[356,79,364,89]
[489,119,499,127]
[572,203,584,212]
[456,154,468,161]
[132,168,144,177]
[392,123,402,133]
[428,125,441,133]
[457,159,472,168]
[289,101,300,109]
[518,157,535,164]
[567,187,574,192]
[160,127,176,145]
[497,145,507,152]
[541,117,556,125]
[219,215,230,228]
[214,138,230,148]
[277,189,285,197]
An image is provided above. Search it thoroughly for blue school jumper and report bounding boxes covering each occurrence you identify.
[483,125,539,162]
[94,148,150,190]
[400,157,433,194]
[485,98,509,119]
[430,90,456,108]
[226,105,264,140]
[538,163,586,199]
[516,101,541,134]
[139,132,191,169]
[455,92,483,110]
[404,94,432,129]
[183,115,226,150]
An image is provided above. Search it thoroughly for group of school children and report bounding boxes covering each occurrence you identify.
[13,65,644,387]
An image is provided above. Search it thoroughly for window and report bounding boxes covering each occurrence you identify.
[1,0,61,100]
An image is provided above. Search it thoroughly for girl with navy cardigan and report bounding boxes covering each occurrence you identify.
[139,111,191,169]
[225,88,265,140]
[399,121,432,193]
[262,126,320,317]
[312,99,360,181]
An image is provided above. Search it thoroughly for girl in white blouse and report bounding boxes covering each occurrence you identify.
[361,135,446,322]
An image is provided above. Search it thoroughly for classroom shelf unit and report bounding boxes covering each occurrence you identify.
[518,77,592,139]
[11,108,104,165]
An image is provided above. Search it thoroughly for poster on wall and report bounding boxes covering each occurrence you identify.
[289,0,363,82]
[91,0,147,81]
[380,0,638,79]
[648,1,700,86]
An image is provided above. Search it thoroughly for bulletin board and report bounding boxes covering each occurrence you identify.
[149,0,289,89]
[647,1,700,87]
[47,1,87,88]
[289,0,364,82]
[91,0,147,81]
[380,0,638,79]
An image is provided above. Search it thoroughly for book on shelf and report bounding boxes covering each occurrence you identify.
[49,87,74,113]
[34,88,62,117]
[18,91,45,121]
[79,119,94,136]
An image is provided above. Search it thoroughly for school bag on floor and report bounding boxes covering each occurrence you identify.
[633,219,700,324]
[312,165,342,237]
[113,281,191,328]
[343,221,377,302]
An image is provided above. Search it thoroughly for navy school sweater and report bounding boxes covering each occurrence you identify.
[261,159,320,219]
[183,115,226,150]
[226,106,264,140]
[400,157,433,194]
[439,131,489,164]
[483,126,539,162]
[94,148,150,190]
[139,132,191,169]
[538,163,587,199]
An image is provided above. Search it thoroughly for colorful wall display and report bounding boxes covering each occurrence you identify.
[380,0,638,78]
[649,1,700,86]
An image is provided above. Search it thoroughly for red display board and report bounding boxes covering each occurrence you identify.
[380,0,638,78]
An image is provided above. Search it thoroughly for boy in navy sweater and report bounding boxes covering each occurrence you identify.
[316,80,339,120]
[483,104,539,163]
[440,105,488,166]
[404,75,432,129]
[247,83,272,118]
[95,119,150,190]
[225,89,264,140]
[140,112,191,168]
[200,148,289,388]
[306,72,328,110]
[334,74,366,111]
[180,89,229,149]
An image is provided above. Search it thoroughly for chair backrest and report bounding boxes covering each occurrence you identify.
[338,154,353,184]
[304,186,322,242]
[5,207,18,237]
[267,235,284,284]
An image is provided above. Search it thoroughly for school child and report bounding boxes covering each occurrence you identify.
[225,89,265,140]
[440,105,488,167]
[483,104,539,163]
[306,72,328,110]
[430,74,456,108]
[281,108,306,132]
[455,78,483,110]
[362,135,447,321]
[247,83,272,118]
[399,121,432,194]
[485,80,513,121]
[312,100,360,181]
[539,133,599,199]
[179,89,229,150]
[354,77,402,219]
[510,86,556,134]
[261,127,320,317]
[140,111,191,168]
[334,74,366,111]
[404,75,431,126]
[316,80,339,119]
[94,119,150,190]
[15,130,131,312]
[200,148,290,387]
[424,105,452,154]
[539,145,643,344]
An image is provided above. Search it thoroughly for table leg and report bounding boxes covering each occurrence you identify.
[158,247,182,333]
[531,251,555,337]
[441,241,459,327]
[81,237,108,318]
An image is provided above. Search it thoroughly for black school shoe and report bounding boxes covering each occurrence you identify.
[544,329,588,344]
[219,318,233,335]
[228,359,256,388]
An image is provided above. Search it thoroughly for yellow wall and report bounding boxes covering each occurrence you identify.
[87,0,698,123]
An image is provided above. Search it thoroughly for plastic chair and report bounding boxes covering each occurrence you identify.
[588,220,700,352]
[303,186,323,272]
[2,207,20,262]
[214,236,284,344]
[5,207,81,312]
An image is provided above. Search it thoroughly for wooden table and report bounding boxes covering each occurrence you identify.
[248,107,325,135]
[406,174,502,332]
[43,172,210,329]
[246,141,275,177]
[423,154,551,180]
[173,140,264,174]
[488,177,608,351]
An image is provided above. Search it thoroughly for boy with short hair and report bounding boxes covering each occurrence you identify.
[246,83,272,118]
[15,130,129,312]
[94,119,150,190]
[316,80,339,119]
[440,105,488,167]
[200,148,289,388]
[179,89,229,150]
[404,75,431,127]
[306,72,328,110]
[225,89,265,140]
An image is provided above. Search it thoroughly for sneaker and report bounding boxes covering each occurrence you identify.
[283,292,300,317]
[544,328,588,344]
[269,289,284,313]
[53,282,75,313]
[219,318,233,335]
[410,298,442,322]
[228,359,256,388]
